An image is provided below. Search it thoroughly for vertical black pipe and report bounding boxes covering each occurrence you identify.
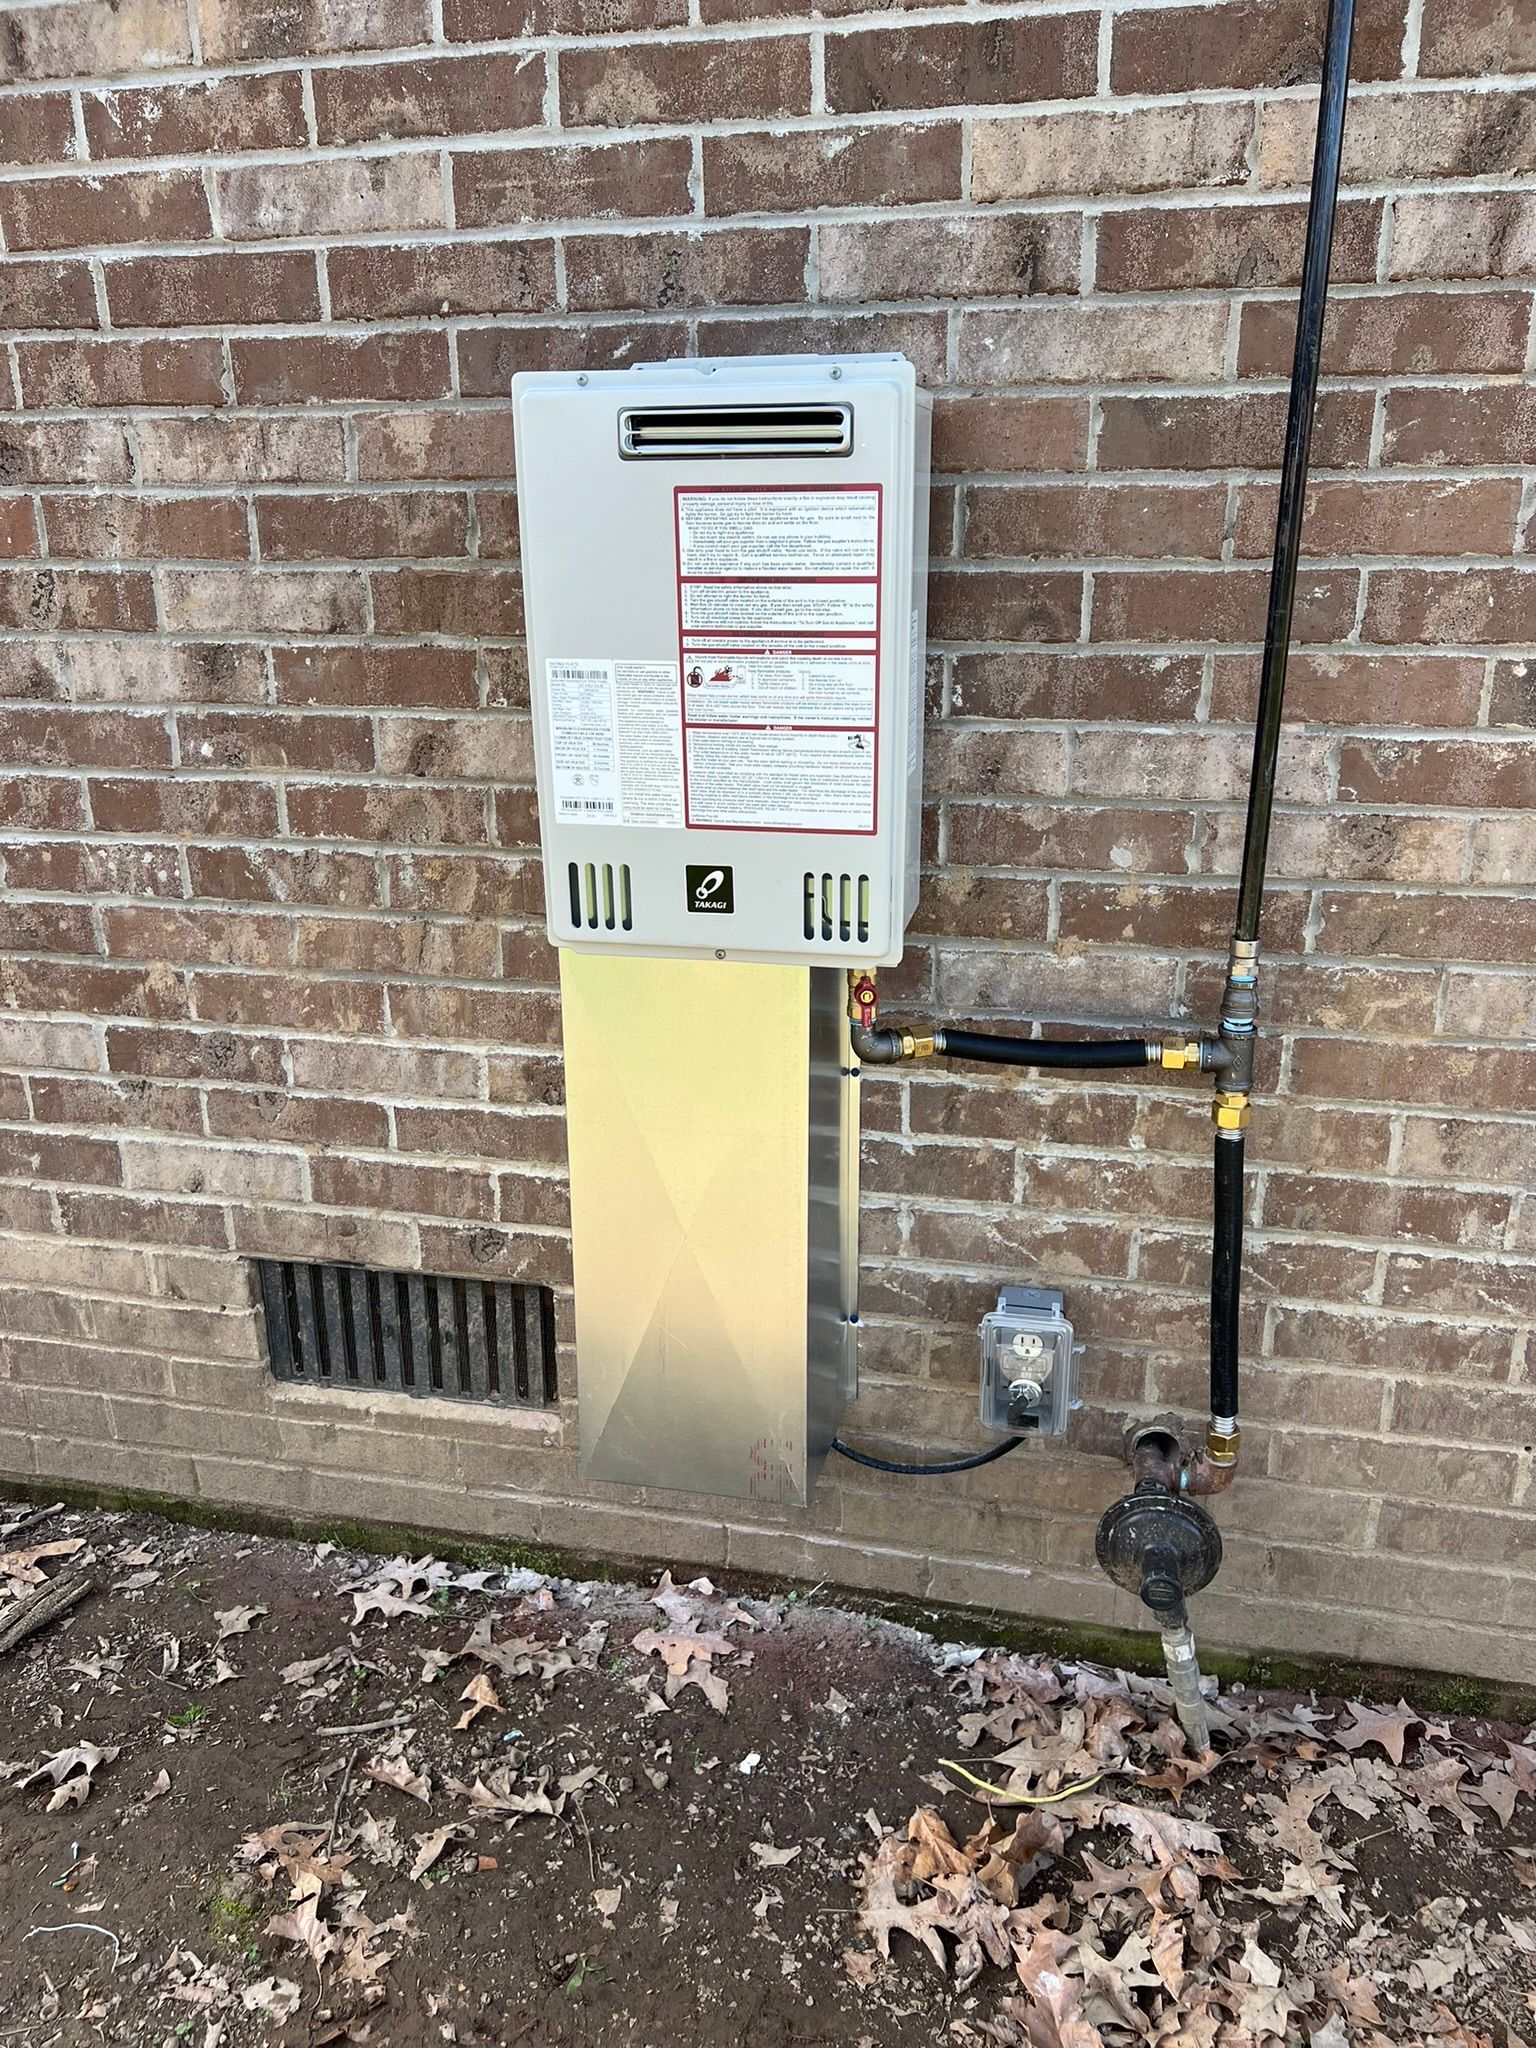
[1234,0,1357,944]
[1209,1131,1245,1421]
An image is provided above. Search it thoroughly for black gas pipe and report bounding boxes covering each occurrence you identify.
[832,0,1357,1741]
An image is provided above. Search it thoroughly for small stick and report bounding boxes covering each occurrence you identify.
[324,1748,360,1857]
[0,1502,65,1545]
[317,1712,417,1738]
[0,1572,93,1659]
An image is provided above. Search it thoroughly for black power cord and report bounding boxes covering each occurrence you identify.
[830,1434,1028,1477]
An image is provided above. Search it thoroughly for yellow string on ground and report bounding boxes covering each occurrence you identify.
[937,1757,1127,1805]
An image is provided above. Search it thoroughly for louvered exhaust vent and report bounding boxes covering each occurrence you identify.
[804,871,871,945]
[618,404,854,460]
[257,1258,557,1408]
[568,860,632,931]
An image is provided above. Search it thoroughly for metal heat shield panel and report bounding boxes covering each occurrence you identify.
[561,954,854,1505]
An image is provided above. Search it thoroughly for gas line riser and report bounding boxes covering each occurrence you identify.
[515,0,1359,1747]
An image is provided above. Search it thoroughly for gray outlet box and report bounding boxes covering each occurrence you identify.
[979,1287,1079,1437]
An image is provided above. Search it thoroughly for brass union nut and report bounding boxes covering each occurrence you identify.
[1160,1039,1203,1072]
[1213,1091,1251,1131]
[1206,1423,1241,1467]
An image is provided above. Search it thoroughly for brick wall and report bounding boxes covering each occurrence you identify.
[1,0,1533,1683]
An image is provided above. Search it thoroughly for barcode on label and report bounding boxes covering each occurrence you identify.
[560,798,616,813]
[550,665,609,681]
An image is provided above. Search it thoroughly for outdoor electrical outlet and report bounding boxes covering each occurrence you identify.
[978,1287,1079,1437]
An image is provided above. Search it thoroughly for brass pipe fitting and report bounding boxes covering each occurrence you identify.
[1159,1038,1204,1072]
[1205,1420,1241,1466]
[1213,1089,1251,1132]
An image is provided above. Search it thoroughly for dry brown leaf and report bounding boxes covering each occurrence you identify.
[213,1603,265,1642]
[631,1625,736,1676]
[908,1806,970,1883]
[408,1823,469,1882]
[749,1842,801,1868]
[1330,1699,1425,1767]
[454,1672,501,1730]
[0,1537,86,1587]
[364,1755,431,1804]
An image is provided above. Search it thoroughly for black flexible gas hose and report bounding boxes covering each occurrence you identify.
[1235,0,1355,944]
[939,1031,1154,1070]
[831,1435,1027,1476]
[1209,1129,1245,1422]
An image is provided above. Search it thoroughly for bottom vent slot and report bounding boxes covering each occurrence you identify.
[567,860,632,932]
[257,1257,557,1409]
[803,872,871,945]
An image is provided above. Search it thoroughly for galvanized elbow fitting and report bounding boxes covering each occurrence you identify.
[847,969,935,1065]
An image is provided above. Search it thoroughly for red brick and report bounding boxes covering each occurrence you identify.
[0,773,86,826]
[0,1126,122,1184]
[30,1074,201,1134]
[965,482,1228,563]
[314,50,543,144]
[0,89,75,163]
[1315,887,1533,966]
[474,491,520,560]
[257,491,470,562]
[177,710,374,773]
[1097,390,1373,471]
[1258,86,1536,186]
[456,319,688,396]
[1339,736,1536,809]
[134,416,346,489]
[1112,0,1408,91]
[455,138,692,227]
[703,122,961,214]
[0,565,155,631]
[565,227,808,313]
[1097,198,1380,292]
[0,417,128,490]
[18,338,226,409]
[205,1087,390,1149]
[561,35,809,126]
[1210,651,1484,727]
[0,0,194,80]
[310,1154,494,1221]
[1241,290,1531,377]
[827,15,1095,112]
[1,168,211,250]
[4,838,184,896]
[1,257,97,327]
[192,970,385,1035]
[89,775,280,839]
[1390,190,1536,282]
[83,71,306,156]
[287,780,490,847]
[0,899,99,954]
[1419,0,1535,74]
[698,311,948,384]
[1232,477,1521,560]
[1381,385,1536,467]
[220,155,444,240]
[1072,727,1329,803]
[273,644,477,711]
[353,410,517,485]
[932,397,1089,476]
[370,565,522,638]
[927,568,1082,644]
[231,331,450,406]
[445,0,683,33]
[0,705,171,767]
[160,568,367,635]
[0,500,35,558]
[822,212,1079,302]
[195,0,429,62]
[973,103,1253,201]
[1291,1037,1536,1112]
[1363,569,1536,646]
[912,872,1050,941]
[188,844,379,908]
[104,250,320,329]
[1488,661,1534,730]
[43,494,250,561]
[1092,568,1358,645]
[328,239,557,321]
[65,638,265,704]
[386,983,558,1043]
[960,301,1228,386]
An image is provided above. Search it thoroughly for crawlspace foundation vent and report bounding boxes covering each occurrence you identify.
[256,1259,558,1408]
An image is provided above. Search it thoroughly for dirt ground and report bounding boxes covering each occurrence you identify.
[0,1500,1532,2048]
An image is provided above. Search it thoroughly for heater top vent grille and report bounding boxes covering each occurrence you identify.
[618,403,853,460]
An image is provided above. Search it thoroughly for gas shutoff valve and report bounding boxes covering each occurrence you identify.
[978,1287,1080,1437]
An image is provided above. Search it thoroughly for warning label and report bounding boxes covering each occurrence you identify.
[685,728,875,833]
[675,485,881,836]
[545,658,683,829]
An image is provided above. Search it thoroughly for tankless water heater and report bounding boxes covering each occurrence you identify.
[514,353,930,1506]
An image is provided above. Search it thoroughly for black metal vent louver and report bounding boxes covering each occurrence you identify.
[256,1259,557,1408]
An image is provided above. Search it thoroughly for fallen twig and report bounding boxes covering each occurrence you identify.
[324,1746,360,1857]
[0,1570,93,1658]
[317,1712,417,1738]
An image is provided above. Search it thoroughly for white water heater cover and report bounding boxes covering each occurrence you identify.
[513,353,931,967]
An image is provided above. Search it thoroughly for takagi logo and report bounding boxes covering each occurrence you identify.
[685,864,734,914]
